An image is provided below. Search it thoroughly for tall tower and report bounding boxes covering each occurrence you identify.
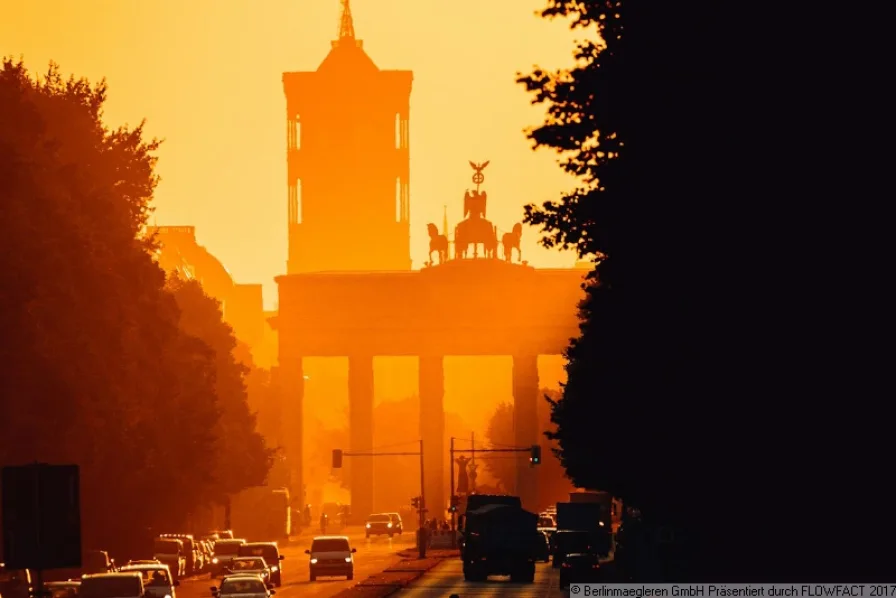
[283,0,413,273]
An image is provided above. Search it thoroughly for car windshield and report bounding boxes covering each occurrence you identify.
[230,559,265,571]
[367,514,390,522]
[125,569,170,586]
[311,538,349,552]
[215,542,243,555]
[220,579,265,595]
[238,546,277,561]
[154,540,179,553]
[80,577,141,598]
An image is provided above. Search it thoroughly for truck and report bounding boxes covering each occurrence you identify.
[461,503,538,583]
[458,494,523,554]
[229,486,290,541]
[568,490,623,529]
[556,502,613,559]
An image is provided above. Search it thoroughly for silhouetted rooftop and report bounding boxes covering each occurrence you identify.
[317,38,379,74]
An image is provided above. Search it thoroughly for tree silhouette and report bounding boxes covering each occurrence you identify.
[513,0,872,580]
[0,58,270,557]
[516,0,716,578]
[516,0,630,501]
[166,275,273,498]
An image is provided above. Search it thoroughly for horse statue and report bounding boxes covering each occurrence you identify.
[484,225,498,259]
[502,223,522,262]
[426,223,449,265]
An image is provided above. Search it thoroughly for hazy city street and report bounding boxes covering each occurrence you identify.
[175,527,415,598]
[1,0,852,585]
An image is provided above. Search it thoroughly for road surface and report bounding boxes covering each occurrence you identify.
[176,526,416,598]
[393,557,565,597]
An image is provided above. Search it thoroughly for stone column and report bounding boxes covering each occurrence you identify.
[280,356,305,508]
[419,355,445,519]
[512,354,539,511]
[348,355,375,523]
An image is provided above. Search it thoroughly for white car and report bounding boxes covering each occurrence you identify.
[211,575,274,598]
[119,564,178,598]
[305,536,355,582]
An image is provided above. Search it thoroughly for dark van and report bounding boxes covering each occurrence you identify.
[237,543,284,587]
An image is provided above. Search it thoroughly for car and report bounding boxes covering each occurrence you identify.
[534,531,551,562]
[118,564,178,598]
[364,513,396,538]
[305,536,355,581]
[222,558,270,585]
[237,543,284,587]
[79,572,145,598]
[211,539,247,577]
[559,552,602,587]
[125,560,160,567]
[152,538,185,581]
[210,575,274,598]
[44,581,81,598]
[384,513,404,534]
[210,530,234,540]
[537,525,557,551]
[196,542,214,573]
[552,530,593,568]
[158,535,197,576]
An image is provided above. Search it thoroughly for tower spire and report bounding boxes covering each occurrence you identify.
[443,205,449,236]
[339,0,355,39]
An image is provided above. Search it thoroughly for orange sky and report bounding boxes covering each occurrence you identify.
[3,0,585,308]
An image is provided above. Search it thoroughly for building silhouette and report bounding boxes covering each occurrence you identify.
[283,0,413,273]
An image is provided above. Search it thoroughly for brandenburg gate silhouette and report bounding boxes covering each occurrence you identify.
[274,163,586,520]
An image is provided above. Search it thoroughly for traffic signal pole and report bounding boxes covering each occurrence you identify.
[449,437,456,546]
[332,443,427,559]
[418,439,426,558]
[448,440,542,538]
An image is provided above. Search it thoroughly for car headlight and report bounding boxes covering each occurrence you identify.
[344,557,352,563]
[212,558,218,564]
[271,567,278,572]
[310,558,318,564]
[365,523,370,528]
[164,594,171,598]
[387,523,392,528]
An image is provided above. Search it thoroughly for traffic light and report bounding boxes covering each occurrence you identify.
[332,449,343,468]
[449,495,459,513]
[411,496,420,509]
[530,445,541,465]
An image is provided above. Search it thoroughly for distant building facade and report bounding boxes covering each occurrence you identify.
[149,225,275,368]
[283,2,413,273]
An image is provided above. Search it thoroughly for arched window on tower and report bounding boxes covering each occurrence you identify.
[395,114,401,149]
[295,117,301,149]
